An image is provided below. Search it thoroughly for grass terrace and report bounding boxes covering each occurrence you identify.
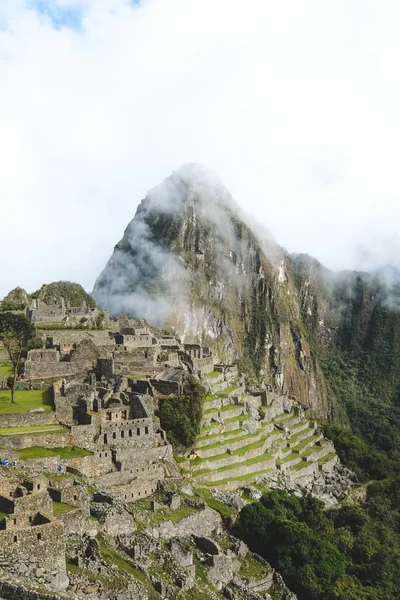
[0,388,54,414]
[18,446,92,460]
[203,403,244,415]
[220,384,242,396]
[0,425,65,437]
[205,370,222,379]
[52,501,74,515]
[0,361,12,377]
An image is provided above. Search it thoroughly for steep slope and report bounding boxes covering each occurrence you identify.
[93,164,330,416]
[292,255,400,450]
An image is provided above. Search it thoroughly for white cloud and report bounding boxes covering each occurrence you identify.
[1,0,400,298]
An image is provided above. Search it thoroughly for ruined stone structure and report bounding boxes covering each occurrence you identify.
[24,339,101,379]
[26,298,98,326]
[53,377,175,503]
[25,319,214,385]
[0,475,66,583]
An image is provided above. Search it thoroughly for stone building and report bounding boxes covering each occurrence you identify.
[26,298,98,325]
[54,378,175,503]
[0,475,66,581]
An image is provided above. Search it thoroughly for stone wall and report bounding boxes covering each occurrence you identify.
[0,412,57,428]
[39,329,115,347]
[113,349,158,372]
[57,507,88,535]
[70,339,100,364]
[13,491,53,516]
[115,333,155,347]
[96,357,114,378]
[66,453,111,478]
[145,506,222,540]
[0,431,72,450]
[108,478,160,502]
[150,378,181,395]
[0,581,62,600]
[196,456,276,483]
[19,457,60,472]
[192,356,214,375]
[0,519,66,578]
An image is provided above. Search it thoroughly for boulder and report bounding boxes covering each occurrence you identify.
[50,572,70,592]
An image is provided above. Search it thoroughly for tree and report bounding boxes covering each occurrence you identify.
[0,313,33,403]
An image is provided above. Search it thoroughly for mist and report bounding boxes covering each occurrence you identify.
[1,1,400,298]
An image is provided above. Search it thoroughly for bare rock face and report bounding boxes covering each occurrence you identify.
[93,164,331,417]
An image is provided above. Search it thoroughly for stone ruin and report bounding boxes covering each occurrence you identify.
[23,317,215,384]
[25,297,99,326]
[53,376,177,503]
[0,474,67,589]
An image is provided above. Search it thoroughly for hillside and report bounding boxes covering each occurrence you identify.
[94,164,400,453]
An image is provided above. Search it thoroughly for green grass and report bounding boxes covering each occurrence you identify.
[291,434,320,453]
[288,424,314,443]
[223,413,251,424]
[203,467,275,487]
[206,370,222,379]
[196,424,283,453]
[97,535,161,599]
[196,428,244,443]
[274,412,295,423]
[239,554,271,580]
[291,460,312,471]
[203,403,244,415]
[195,487,235,520]
[193,451,274,477]
[279,452,300,463]
[300,446,319,458]
[0,361,12,376]
[53,501,74,515]
[0,388,54,414]
[318,452,337,464]
[220,384,242,396]
[192,436,269,466]
[66,560,82,574]
[169,506,197,522]
[18,446,92,460]
[0,425,65,436]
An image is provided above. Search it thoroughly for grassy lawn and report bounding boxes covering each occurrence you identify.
[18,446,92,460]
[0,361,12,377]
[0,425,65,436]
[53,501,74,515]
[0,388,54,414]
[206,370,222,379]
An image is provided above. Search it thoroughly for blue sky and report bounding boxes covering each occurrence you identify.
[29,1,85,30]
[1,0,400,297]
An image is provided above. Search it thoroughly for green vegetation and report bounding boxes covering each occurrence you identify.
[0,424,65,436]
[31,281,97,309]
[0,388,53,414]
[97,534,161,599]
[0,287,29,312]
[206,370,222,379]
[159,377,206,447]
[52,501,74,515]
[0,361,12,376]
[18,446,92,460]
[0,312,34,403]
[238,488,400,600]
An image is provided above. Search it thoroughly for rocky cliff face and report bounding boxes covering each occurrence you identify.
[93,164,400,429]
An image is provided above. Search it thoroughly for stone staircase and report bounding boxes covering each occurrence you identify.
[181,380,339,490]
